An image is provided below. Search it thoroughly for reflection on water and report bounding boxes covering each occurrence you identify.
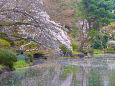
[1,57,115,86]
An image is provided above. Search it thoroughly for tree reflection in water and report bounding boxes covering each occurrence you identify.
[1,57,115,86]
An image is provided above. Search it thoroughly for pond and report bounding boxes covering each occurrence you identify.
[0,56,115,86]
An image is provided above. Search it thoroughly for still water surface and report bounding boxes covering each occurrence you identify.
[0,56,115,86]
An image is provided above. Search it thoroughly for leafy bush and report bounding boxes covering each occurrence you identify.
[14,61,29,68]
[0,39,11,48]
[88,48,94,54]
[60,45,72,53]
[24,52,33,63]
[71,43,78,51]
[0,32,14,46]
[61,4,68,9]
[14,40,28,46]
[60,44,72,56]
[87,48,94,56]
[80,50,87,55]
[68,25,78,38]
[0,48,17,70]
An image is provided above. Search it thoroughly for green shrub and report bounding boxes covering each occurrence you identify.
[60,45,72,54]
[87,48,94,56]
[14,61,29,68]
[88,48,94,54]
[0,48,17,70]
[0,39,11,48]
[0,32,14,46]
[61,4,68,9]
[60,44,72,56]
[14,40,28,46]
[68,25,78,38]
[93,36,108,49]
[71,43,78,51]
[80,50,87,55]
[24,52,33,63]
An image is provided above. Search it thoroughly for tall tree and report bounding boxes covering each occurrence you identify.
[77,0,114,50]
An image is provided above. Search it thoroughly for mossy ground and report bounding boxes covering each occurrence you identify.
[93,49,104,54]
[14,61,29,68]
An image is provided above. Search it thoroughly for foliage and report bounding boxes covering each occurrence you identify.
[23,42,39,50]
[88,29,100,44]
[71,43,78,51]
[0,65,4,70]
[24,52,33,62]
[72,25,78,38]
[61,4,68,9]
[87,29,108,49]
[78,0,114,27]
[0,39,11,48]
[93,54,104,58]
[77,0,114,49]
[108,40,115,48]
[93,35,108,49]
[102,36,108,48]
[14,40,28,46]
[60,44,72,54]
[0,32,8,38]
[104,48,115,53]
[14,61,29,68]
[88,31,100,49]
[88,29,99,39]
[68,25,78,38]
[0,48,17,70]
[93,49,104,54]
[0,32,14,46]
[80,50,87,55]
[102,22,115,39]
[88,48,94,54]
